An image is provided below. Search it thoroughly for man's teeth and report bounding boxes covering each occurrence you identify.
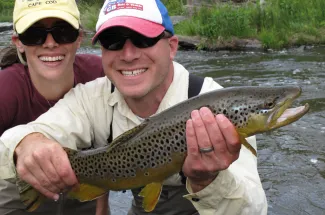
[39,56,65,62]
[121,69,146,76]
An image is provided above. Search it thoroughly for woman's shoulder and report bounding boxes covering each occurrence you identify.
[0,63,28,85]
[75,53,101,62]
[0,64,28,126]
[73,54,104,83]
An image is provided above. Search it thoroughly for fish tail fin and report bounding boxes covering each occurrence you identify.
[16,178,44,212]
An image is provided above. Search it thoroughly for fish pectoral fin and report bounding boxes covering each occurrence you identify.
[239,134,257,157]
[138,182,163,212]
[67,183,107,201]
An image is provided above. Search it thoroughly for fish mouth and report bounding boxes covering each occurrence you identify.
[268,89,310,130]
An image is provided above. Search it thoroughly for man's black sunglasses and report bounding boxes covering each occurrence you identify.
[18,25,79,46]
[97,31,166,51]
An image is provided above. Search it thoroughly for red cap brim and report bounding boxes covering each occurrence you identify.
[92,16,165,44]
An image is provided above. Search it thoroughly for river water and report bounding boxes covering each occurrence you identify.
[1,30,324,215]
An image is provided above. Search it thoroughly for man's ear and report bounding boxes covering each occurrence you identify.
[12,35,24,53]
[168,36,179,60]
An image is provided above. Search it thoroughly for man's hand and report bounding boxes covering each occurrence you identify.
[182,107,241,192]
[15,133,78,200]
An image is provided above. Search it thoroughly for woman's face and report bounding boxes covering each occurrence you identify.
[12,18,82,82]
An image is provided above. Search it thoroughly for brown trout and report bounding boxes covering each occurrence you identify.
[17,86,309,212]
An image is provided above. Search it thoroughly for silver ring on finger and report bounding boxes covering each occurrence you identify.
[199,146,214,153]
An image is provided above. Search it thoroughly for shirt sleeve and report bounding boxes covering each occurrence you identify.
[0,77,113,180]
[183,77,267,215]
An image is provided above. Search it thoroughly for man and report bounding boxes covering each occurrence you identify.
[0,0,267,214]
[0,0,106,214]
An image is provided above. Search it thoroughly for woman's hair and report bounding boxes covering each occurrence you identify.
[17,47,27,65]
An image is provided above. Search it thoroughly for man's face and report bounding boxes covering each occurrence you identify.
[12,18,82,82]
[100,27,178,100]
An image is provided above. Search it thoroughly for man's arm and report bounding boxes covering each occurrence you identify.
[183,108,267,214]
[181,77,267,214]
[0,78,114,199]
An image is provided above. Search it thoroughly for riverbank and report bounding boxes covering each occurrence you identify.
[1,0,325,51]
[77,0,325,50]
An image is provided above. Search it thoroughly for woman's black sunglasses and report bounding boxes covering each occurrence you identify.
[97,31,167,51]
[18,25,80,46]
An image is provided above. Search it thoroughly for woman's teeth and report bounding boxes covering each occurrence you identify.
[39,56,65,62]
[121,69,146,76]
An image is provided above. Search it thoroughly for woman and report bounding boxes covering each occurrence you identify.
[0,0,105,214]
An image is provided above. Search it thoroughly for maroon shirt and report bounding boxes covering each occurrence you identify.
[0,54,104,136]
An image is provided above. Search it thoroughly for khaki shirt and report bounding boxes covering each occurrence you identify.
[1,62,267,215]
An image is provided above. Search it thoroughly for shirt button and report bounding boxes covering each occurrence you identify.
[192,197,200,202]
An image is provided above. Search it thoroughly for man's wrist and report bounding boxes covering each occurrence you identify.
[189,172,219,193]
[14,132,44,162]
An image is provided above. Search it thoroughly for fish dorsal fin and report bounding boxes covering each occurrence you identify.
[62,147,78,156]
[67,183,107,201]
[138,182,163,212]
[106,119,149,153]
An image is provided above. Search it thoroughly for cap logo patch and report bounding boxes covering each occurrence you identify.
[21,0,60,8]
[104,0,143,14]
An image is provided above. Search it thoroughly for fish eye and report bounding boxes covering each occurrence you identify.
[264,97,278,109]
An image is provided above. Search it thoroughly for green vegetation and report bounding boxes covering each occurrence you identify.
[1,0,325,49]
[175,0,325,49]
[78,0,186,31]
[78,1,103,31]
[0,0,14,22]
[161,0,185,16]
